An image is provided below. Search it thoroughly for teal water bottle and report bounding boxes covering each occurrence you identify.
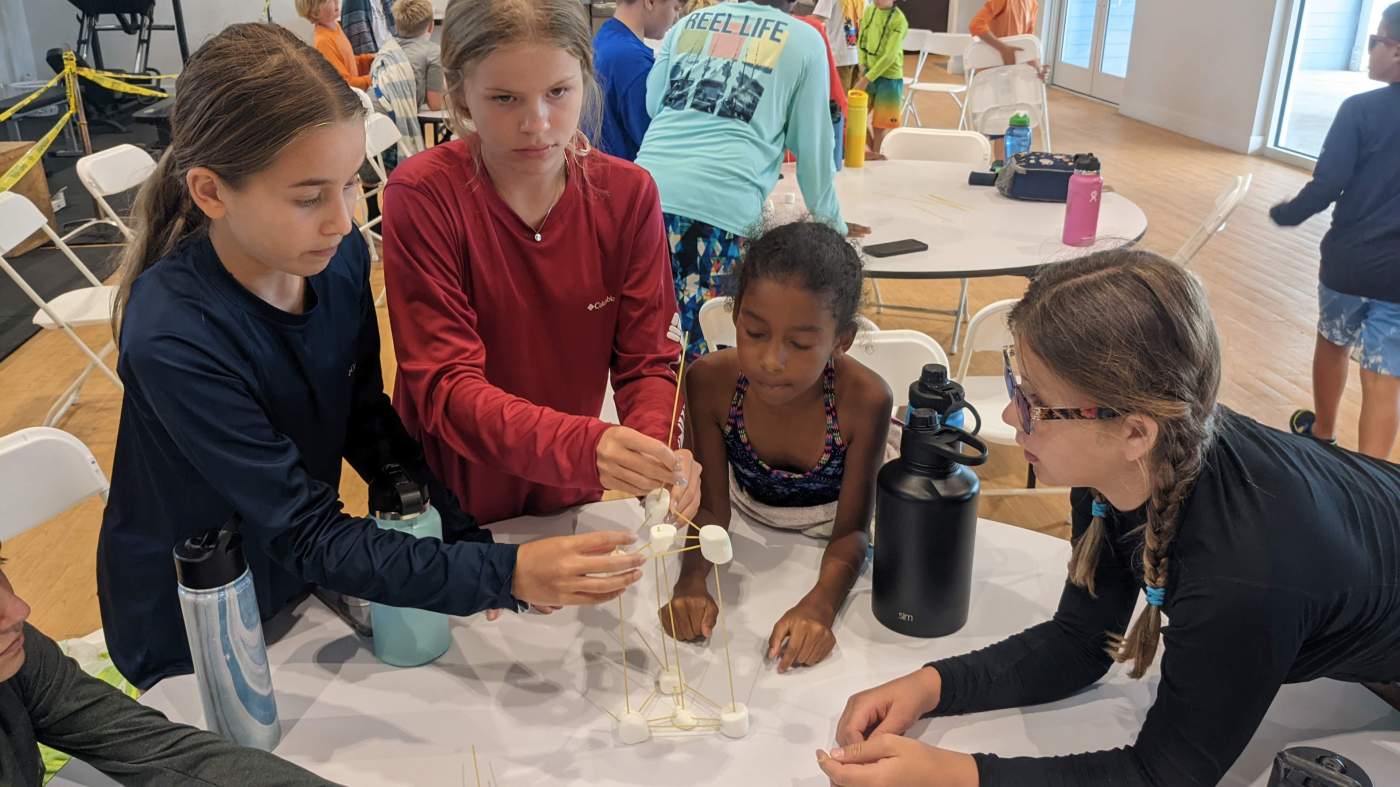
[369,465,452,667]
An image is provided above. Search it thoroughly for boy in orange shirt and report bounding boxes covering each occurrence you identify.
[299,0,374,89]
[970,0,1047,77]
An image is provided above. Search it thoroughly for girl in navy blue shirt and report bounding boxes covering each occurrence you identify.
[99,23,646,689]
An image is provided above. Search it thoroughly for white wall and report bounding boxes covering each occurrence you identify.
[1118,0,1289,153]
[1,0,39,87]
[18,0,314,80]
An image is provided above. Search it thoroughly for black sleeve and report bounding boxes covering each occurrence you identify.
[927,489,1139,716]
[933,489,1311,787]
[340,246,488,545]
[18,625,336,786]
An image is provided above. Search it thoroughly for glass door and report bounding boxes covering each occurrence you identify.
[1052,0,1137,104]
[1272,0,1388,159]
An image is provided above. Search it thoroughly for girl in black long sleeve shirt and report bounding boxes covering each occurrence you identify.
[822,250,1400,787]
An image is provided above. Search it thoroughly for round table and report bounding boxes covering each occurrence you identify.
[772,159,1149,280]
[56,500,1400,786]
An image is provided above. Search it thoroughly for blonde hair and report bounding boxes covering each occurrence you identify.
[682,0,719,15]
[392,0,435,38]
[112,23,364,333]
[295,0,331,22]
[1008,249,1222,679]
[439,0,600,147]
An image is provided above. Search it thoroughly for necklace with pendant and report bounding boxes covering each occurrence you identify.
[530,177,566,242]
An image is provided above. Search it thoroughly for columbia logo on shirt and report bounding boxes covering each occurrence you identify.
[588,296,617,311]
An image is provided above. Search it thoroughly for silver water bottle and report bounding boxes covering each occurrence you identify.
[174,515,281,751]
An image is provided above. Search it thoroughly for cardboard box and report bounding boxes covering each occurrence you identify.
[0,140,58,257]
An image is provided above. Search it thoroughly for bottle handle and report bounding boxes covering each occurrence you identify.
[949,399,982,436]
[926,426,989,466]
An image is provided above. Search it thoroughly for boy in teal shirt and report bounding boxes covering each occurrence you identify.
[855,0,907,158]
[636,0,866,358]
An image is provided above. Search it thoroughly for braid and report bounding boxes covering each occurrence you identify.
[1109,423,1209,678]
[1067,492,1111,597]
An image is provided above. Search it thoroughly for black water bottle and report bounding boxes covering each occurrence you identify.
[907,364,980,434]
[873,408,989,637]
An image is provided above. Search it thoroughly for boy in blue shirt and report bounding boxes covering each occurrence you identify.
[635,0,868,358]
[1272,2,1400,460]
[594,0,684,160]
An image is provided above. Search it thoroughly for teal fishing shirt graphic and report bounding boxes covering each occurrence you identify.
[662,8,792,123]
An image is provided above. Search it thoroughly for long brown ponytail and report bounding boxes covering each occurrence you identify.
[1009,250,1222,679]
[112,22,364,334]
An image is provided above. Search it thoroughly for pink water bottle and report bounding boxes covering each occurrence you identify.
[1062,154,1103,247]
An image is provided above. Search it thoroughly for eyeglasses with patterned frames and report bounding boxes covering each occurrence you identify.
[1370,34,1399,49]
[1003,347,1123,434]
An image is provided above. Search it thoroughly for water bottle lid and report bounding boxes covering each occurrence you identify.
[918,363,950,387]
[370,464,430,518]
[1075,153,1101,172]
[1008,113,1031,127]
[174,515,247,590]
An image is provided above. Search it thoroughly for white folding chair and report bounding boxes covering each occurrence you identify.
[65,143,157,243]
[962,35,1052,151]
[954,298,1068,496]
[1172,174,1253,267]
[698,296,879,353]
[880,128,992,167]
[866,129,990,352]
[0,427,110,542]
[361,112,400,306]
[0,191,122,427]
[848,329,950,412]
[902,31,974,128]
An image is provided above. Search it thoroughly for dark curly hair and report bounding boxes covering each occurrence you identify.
[730,220,865,336]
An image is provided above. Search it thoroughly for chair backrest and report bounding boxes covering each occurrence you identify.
[700,296,880,352]
[0,191,48,256]
[0,427,110,541]
[964,65,1045,134]
[927,32,974,58]
[964,34,1043,71]
[954,299,1018,380]
[881,129,992,167]
[75,143,156,198]
[848,330,950,409]
[1172,174,1254,267]
[366,112,401,159]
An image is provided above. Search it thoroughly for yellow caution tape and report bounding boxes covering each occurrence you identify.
[75,68,170,98]
[0,107,76,192]
[0,71,66,125]
[0,51,177,192]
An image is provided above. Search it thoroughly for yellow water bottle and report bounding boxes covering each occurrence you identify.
[845,89,868,168]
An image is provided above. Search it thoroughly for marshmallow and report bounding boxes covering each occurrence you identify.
[658,667,681,694]
[616,711,651,744]
[649,523,677,554]
[672,708,697,730]
[642,487,671,527]
[719,703,750,739]
[699,525,733,565]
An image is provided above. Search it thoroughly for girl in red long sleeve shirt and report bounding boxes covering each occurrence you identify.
[381,0,702,526]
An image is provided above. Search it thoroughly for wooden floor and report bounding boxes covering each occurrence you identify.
[4,59,1393,641]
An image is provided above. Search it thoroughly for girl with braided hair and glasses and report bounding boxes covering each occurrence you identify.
[821,249,1400,787]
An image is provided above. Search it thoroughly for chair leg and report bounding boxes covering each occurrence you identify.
[1026,464,1037,489]
[948,278,970,354]
[43,340,121,427]
[374,287,387,308]
[871,279,885,314]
